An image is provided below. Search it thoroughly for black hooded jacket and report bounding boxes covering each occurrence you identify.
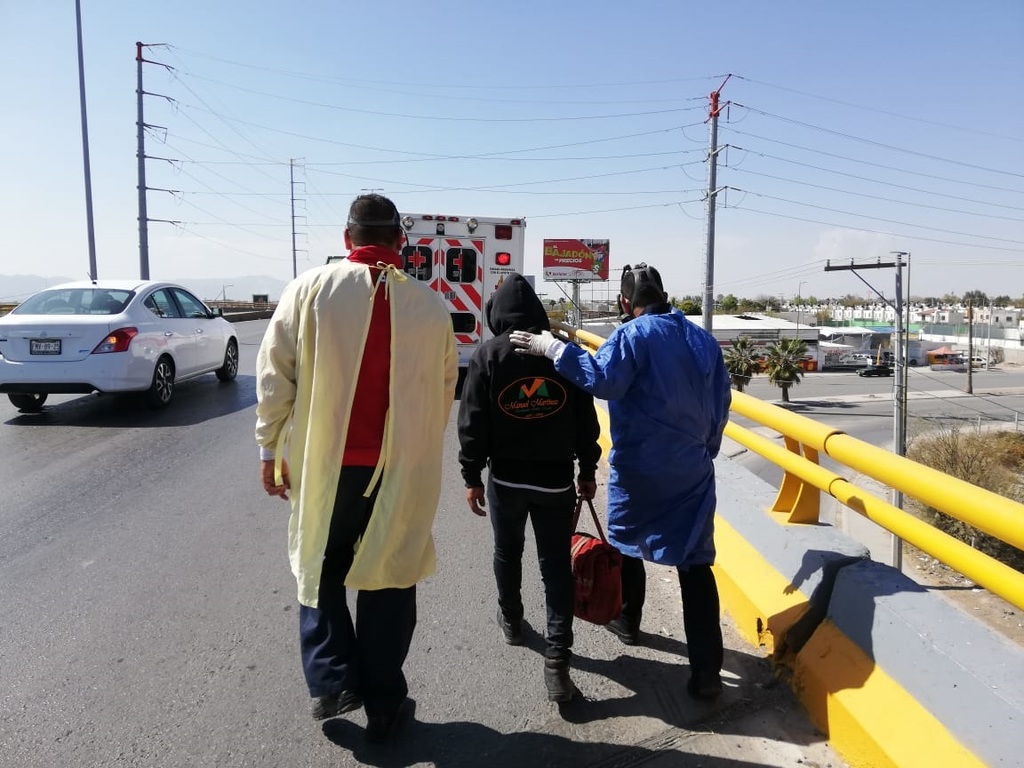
[457,274,601,490]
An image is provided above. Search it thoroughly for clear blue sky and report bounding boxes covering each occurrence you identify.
[2,0,1022,303]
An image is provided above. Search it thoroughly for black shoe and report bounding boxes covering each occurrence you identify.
[544,658,577,703]
[496,607,523,646]
[311,690,363,721]
[686,671,723,701]
[605,617,639,646]
[364,698,408,744]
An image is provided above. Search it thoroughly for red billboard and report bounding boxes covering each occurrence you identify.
[542,239,610,282]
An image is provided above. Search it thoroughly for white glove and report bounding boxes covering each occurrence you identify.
[509,330,566,361]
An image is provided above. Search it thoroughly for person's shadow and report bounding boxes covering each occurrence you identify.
[321,699,780,768]
[510,621,820,752]
[776,548,927,739]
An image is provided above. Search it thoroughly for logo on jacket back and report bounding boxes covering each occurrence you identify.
[499,377,567,420]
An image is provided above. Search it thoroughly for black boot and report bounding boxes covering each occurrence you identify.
[544,656,576,703]
[605,616,640,646]
[496,607,523,645]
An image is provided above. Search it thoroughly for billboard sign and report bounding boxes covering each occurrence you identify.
[542,239,609,282]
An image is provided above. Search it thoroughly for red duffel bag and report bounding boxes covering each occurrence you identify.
[570,497,623,625]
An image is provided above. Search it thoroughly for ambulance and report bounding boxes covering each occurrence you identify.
[397,213,526,369]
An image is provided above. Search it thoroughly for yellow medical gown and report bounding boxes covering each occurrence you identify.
[255,260,457,606]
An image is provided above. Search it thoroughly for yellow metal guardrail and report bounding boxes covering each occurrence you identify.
[552,321,1024,612]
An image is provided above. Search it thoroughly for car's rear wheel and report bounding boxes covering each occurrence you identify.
[146,356,175,408]
[215,339,239,382]
[8,392,48,412]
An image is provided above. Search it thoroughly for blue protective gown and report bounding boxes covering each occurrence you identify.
[554,307,731,567]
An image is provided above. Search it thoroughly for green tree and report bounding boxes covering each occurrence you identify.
[675,298,702,316]
[764,338,808,403]
[992,295,1012,307]
[719,294,739,313]
[723,336,759,392]
[962,289,989,307]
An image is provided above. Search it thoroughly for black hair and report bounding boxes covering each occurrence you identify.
[347,194,401,247]
[618,263,667,319]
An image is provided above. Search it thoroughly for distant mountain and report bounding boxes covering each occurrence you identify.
[0,275,292,303]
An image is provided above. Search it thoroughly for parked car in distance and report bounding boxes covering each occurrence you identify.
[0,280,239,412]
[856,364,892,377]
[971,356,988,368]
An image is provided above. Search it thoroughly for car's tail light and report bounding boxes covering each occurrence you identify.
[495,252,512,266]
[92,327,138,354]
[495,225,513,240]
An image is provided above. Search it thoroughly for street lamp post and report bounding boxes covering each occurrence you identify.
[220,284,234,302]
[75,0,98,281]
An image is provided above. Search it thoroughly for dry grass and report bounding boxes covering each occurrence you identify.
[906,426,1024,571]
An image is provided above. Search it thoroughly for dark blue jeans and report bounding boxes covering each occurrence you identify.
[487,479,576,659]
[620,555,723,677]
[298,466,416,718]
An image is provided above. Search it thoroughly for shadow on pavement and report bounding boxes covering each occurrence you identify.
[4,375,257,428]
[322,699,776,768]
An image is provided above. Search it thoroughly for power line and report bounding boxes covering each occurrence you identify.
[174,91,705,124]
[725,128,1024,197]
[729,206,1024,253]
[731,103,1024,181]
[170,197,290,243]
[527,199,703,218]
[176,102,702,156]
[306,161,704,192]
[726,166,1024,223]
[178,69,707,107]
[171,225,291,262]
[731,75,1024,144]
[729,189,1024,245]
[717,262,829,292]
[727,143,1024,212]
[170,47,724,90]
[162,141,288,210]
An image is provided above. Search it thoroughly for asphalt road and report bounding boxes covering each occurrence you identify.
[0,320,846,768]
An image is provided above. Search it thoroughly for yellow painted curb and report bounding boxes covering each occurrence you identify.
[792,621,985,768]
[713,516,808,654]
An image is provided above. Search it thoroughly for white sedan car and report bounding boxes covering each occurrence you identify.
[0,280,239,412]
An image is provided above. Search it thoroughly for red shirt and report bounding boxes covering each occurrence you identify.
[342,245,403,466]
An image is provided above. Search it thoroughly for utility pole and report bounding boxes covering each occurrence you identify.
[290,159,307,278]
[701,75,731,334]
[290,160,297,279]
[967,300,974,395]
[796,280,807,337]
[136,42,172,280]
[825,256,906,570]
[900,252,911,445]
[987,303,993,369]
[75,0,97,281]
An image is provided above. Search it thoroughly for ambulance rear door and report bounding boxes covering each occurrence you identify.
[401,234,484,367]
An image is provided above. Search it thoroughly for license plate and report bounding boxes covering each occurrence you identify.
[30,339,61,355]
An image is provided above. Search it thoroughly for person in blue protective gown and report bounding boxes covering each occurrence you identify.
[510,263,732,699]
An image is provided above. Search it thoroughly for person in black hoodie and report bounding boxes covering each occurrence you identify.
[458,273,601,703]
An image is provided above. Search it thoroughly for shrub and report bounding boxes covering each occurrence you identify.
[906,426,1024,571]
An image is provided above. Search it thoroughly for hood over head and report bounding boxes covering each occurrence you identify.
[486,273,551,336]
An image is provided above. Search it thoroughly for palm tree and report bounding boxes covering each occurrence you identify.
[764,338,808,403]
[723,336,759,392]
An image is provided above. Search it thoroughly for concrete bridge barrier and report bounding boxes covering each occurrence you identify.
[714,457,1024,768]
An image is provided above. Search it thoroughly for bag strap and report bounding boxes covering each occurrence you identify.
[572,496,609,545]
